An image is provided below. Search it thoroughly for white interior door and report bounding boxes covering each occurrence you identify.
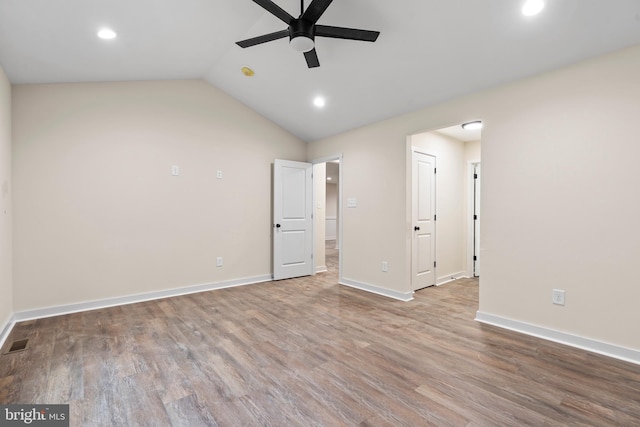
[412,150,436,291]
[474,163,481,277]
[273,159,313,280]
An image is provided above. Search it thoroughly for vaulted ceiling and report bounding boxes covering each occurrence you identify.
[1,0,639,141]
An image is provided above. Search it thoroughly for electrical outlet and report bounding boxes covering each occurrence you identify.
[216,170,223,179]
[552,289,565,306]
[382,261,388,272]
[216,257,223,267]
[171,165,180,176]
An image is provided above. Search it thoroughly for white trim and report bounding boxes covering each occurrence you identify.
[475,311,640,366]
[12,275,272,323]
[315,265,328,273]
[340,278,414,302]
[436,272,468,286]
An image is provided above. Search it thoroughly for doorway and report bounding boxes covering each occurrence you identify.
[312,155,342,278]
[408,122,481,290]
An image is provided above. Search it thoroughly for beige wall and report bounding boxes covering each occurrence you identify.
[465,140,481,162]
[12,80,305,311]
[410,131,466,282]
[0,66,11,328]
[308,44,640,350]
[326,183,338,219]
[308,130,409,293]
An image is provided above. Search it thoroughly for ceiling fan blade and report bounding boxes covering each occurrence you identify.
[304,48,320,68]
[301,0,334,24]
[315,25,380,42]
[236,29,290,48]
[252,0,295,24]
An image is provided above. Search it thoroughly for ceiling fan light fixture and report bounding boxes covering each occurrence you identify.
[522,0,544,16]
[290,36,315,52]
[97,28,117,40]
[462,121,483,130]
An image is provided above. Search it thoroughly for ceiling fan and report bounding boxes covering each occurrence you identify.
[236,0,380,68]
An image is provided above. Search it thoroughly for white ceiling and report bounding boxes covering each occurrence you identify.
[1,0,639,142]
[436,124,482,143]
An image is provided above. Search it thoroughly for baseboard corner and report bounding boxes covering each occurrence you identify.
[339,278,413,302]
[0,313,16,351]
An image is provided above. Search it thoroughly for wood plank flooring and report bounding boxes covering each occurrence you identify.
[2,248,639,425]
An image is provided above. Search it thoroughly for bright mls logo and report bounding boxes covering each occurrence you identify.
[0,405,69,426]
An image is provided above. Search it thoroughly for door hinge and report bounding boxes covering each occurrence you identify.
[434,214,437,221]
[474,215,477,220]
[311,253,313,259]
[474,173,478,179]
[434,168,437,174]
[473,255,477,261]
[434,261,437,268]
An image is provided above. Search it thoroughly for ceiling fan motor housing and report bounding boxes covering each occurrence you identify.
[289,19,315,51]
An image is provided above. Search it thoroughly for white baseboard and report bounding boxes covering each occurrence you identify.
[12,275,272,323]
[315,265,328,273]
[476,311,640,366]
[340,278,413,302]
[436,271,468,286]
[0,314,16,351]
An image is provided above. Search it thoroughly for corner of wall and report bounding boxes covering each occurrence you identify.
[0,65,13,347]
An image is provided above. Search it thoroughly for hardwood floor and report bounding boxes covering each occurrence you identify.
[2,257,639,425]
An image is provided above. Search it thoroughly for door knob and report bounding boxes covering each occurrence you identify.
[414,226,420,231]
[275,224,281,228]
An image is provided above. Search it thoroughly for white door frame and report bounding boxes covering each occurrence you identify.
[466,160,481,277]
[312,154,343,280]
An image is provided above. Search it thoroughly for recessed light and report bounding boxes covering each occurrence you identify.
[522,0,544,16]
[241,66,255,77]
[313,96,326,108]
[327,177,332,181]
[462,121,483,130]
[97,28,117,40]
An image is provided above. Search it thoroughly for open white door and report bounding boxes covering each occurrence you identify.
[273,159,314,280]
[412,150,436,291]
[474,163,481,277]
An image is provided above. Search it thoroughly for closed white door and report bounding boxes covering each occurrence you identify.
[412,150,436,291]
[273,159,314,280]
